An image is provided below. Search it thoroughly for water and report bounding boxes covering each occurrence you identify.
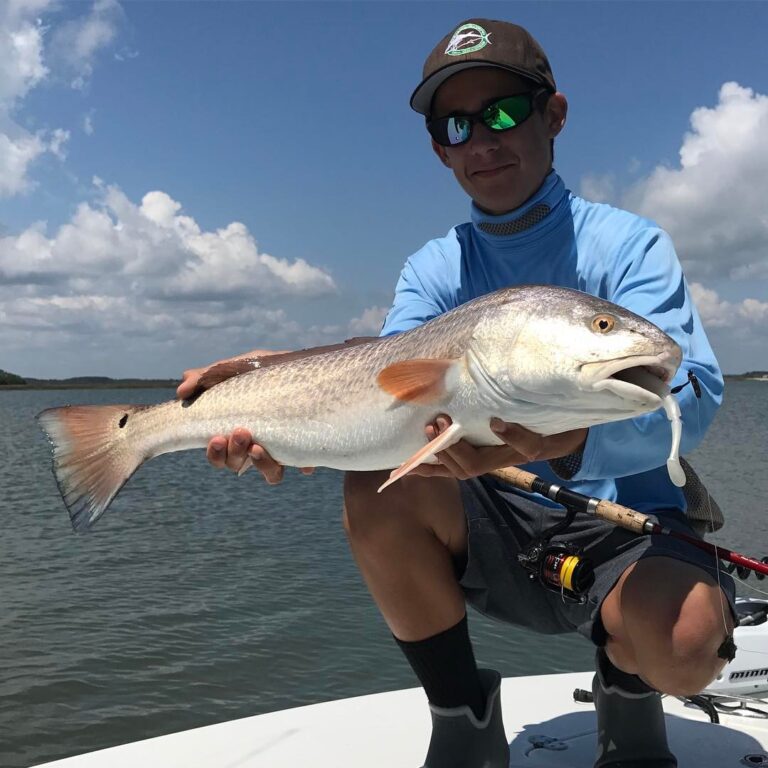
[1,383,766,767]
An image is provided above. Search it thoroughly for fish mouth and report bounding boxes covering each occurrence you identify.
[581,353,680,405]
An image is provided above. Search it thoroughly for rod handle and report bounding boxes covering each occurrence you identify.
[490,467,651,534]
[490,466,537,492]
[592,499,650,534]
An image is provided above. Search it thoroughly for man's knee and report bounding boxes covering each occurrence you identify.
[342,471,467,556]
[342,470,395,542]
[606,557,734,695]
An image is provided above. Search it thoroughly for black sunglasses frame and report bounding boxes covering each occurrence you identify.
[427,89,549,147]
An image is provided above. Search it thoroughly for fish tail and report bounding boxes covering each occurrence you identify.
[37,404,148,532]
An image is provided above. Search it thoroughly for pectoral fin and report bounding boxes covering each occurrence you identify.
[377,422,463,493]
[377,358,457,405]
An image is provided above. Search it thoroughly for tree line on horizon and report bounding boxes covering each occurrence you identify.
[0,368,180,389]
[0,369,26,385]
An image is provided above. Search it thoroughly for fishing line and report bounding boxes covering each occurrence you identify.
[671,370,731,640]
[736,579,768,602]
[707,487,732,642]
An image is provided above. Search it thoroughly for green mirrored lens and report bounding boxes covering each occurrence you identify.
[484,96,531,131]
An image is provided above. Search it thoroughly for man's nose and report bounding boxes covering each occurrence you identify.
[467,122,501,153]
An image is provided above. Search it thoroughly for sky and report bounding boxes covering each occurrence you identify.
[1,0,767,379]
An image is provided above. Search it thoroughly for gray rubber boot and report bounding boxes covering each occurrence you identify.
[421,668,509,768]
[593,648,677,767]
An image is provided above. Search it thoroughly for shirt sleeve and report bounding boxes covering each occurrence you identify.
[380,235,460,337]
[567,228,723,482]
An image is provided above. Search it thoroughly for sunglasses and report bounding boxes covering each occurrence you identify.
[427,90,548,147]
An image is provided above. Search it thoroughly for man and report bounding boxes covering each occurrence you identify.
[178,19,736,768]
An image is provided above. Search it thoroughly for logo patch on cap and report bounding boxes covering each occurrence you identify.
[445,23,491,56]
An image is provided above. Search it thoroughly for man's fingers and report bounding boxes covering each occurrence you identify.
[206,436,228,468]
[490,419,543,461]
[225,428,253,472]
[406,463,454,479]
[248,444,284,484]
[205,430,301,485]
[176,372,197,400]
[176,366,207,400]
[491,419,587,461]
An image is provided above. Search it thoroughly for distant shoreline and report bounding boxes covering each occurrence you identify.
[0,379,177,391]
[724,374,768,382]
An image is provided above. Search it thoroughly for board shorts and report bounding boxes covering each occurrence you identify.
[457,474,737,646]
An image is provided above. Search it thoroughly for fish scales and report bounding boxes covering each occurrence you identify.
[37,285,685,530]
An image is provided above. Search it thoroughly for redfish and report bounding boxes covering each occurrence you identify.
[38,285,684,531]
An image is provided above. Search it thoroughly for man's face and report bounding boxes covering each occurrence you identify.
[430,68,567,215]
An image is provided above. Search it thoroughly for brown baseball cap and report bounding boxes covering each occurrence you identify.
[410,19,556,115]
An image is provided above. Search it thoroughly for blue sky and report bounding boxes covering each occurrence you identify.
[1,1,767,378]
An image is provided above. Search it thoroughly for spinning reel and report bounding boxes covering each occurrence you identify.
[517,505,595,602]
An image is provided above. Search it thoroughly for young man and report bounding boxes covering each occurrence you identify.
[178,19,736,768]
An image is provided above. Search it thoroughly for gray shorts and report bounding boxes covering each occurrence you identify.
[457,475,736,645]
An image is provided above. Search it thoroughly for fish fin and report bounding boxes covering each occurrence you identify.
[195,359,260,393]
[37,405,147,532]
[377,422,463,493]
[188,338,381,402]
[377,358,455,405]
[249,337,380,369]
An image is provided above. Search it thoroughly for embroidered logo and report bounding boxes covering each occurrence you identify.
[444,23,491,56]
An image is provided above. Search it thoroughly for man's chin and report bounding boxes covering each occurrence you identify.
[473,191,529,216]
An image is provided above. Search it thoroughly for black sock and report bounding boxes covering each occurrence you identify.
[597,647,655,695]
[394,614,486,719]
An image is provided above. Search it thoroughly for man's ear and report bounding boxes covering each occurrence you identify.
[546,93,568,139]
[431,137,452,168]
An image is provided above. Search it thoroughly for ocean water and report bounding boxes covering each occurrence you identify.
[0,382,766,767]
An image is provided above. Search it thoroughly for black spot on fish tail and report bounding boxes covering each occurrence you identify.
[118,413,128,428]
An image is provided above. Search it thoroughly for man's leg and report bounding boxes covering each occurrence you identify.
[594,555,735,767]
[601,555,733,694]
[342,470,508,768]
[343,470,468,641]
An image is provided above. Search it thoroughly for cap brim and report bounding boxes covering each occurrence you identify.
[410,61,549,115]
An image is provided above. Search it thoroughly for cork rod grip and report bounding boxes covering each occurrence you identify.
[490,466,538,492]
[593,499,650,534]
[489,467,651,535]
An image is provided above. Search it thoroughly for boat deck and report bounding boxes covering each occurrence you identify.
[34,671,768,767]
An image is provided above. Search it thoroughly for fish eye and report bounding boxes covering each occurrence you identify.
[591,314,615,334]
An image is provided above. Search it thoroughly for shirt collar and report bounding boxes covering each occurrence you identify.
[470,170,567,240]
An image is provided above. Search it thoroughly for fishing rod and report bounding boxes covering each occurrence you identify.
[489,466,768,579]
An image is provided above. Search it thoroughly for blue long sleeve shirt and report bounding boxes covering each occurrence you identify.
[380,171,723,514]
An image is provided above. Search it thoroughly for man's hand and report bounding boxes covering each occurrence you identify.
[175,352,314,484]
[406,415,587,481]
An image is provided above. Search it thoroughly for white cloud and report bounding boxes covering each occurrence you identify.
[0,180,346,375]
[0,1,120,197]
[0,6,48,104]
[0,2,51,195]
[0,129,45,195]
[579,173,615,204]
[0,181,338,370]
[0,182,337,299]
[83,110,94,135]
[47,0,122,90]
[113,46,138,62]
[48,127,69,159]
[348,305,388,336]
[623,82,768,280]
[690,282,768,330]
